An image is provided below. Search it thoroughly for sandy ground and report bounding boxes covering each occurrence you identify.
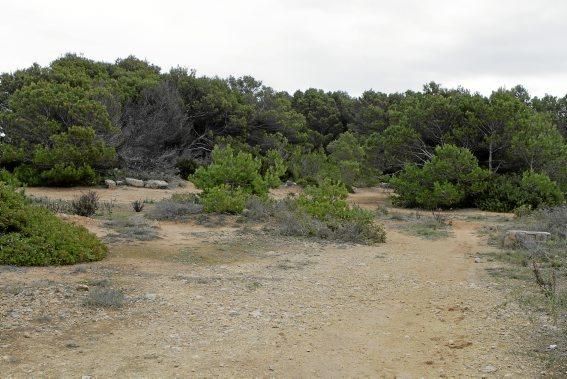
[0,186,542,377]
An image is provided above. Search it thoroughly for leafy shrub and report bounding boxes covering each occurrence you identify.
[32,126,116,186]
[201,184,248,214]
[0,169,21,187]
[477,172,564,212]
[518,171,564,209]
[192,145,286,214]
[391,145,489,209]
[71,191,99,217]
[192,145,268,196]
[0,183,107,266]
[39,164,98,187]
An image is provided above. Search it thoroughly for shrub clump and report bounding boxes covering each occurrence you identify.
[0,184,107,266]
[477,172,564,212]
[243,180,386,244]
[83,288,124,308]
[391,144,488,209]
[71,191,100,217]
[191,145,286,214]
[147,194,203,221]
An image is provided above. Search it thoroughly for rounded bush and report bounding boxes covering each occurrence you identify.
[0,184,107,266]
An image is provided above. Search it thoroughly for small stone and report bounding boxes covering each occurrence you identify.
[250,310,262,318]
[23,333,31,338]
[76,284,89,291]
[125,178,145,187]
[228,310,239,316]
[474,257,481,263]
[548,344,557,350]
[104,179,116,189]
[144,293,157,301]
[145,180,169,189]
[65,341,80,348]
[481,365,497,373]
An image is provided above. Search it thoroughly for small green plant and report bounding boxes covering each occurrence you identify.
[71,191,99,217]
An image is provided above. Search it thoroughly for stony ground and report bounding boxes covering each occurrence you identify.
[0,186,549,377]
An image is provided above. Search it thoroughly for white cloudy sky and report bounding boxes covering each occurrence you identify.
[1,0,566,97]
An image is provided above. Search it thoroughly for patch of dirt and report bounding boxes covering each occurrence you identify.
[0,187,543,377]
[24,181,200,205]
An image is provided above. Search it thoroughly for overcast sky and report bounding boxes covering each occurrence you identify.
[1,0,566,97]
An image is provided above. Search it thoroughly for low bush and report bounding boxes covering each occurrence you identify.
[104,215,160,241]
[201,184,248,214]
[83,288,124,308]
[28,196,73,214]
[71,191,99,217]
[147,195,203,221]
[477,172,564,212]
[0,183,107,266]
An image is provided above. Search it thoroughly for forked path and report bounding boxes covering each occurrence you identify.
[1,195,539,377]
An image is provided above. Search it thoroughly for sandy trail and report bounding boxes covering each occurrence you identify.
[0,188,538,377]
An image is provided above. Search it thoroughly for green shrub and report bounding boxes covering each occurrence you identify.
[191,145,286,214]
[294,180,385,243]
[391,145,489,209]
[0,169,21,187]
[0,183,107,266]
[201,184,248,214]
[40,164,98,186]
[14,165,42,186]
[192,145,268,196]
[476,174,523,212]
[518,171,564,209]
[477,172,564,212]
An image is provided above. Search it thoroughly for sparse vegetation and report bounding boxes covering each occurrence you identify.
[243,181,386,244]
[487,205,567,371]
[105,215,160,241]
[83,287,125,308]
[147,195,203,221]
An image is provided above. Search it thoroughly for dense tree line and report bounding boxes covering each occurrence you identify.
[0,54,565,210]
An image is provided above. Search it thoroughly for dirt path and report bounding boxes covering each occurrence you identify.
[0,188,539,377]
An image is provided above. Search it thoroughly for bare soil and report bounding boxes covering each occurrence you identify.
[0,186,543,377]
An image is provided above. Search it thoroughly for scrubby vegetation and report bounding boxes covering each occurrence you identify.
[0,54,563,212]
[242,181,385,244]
[487,206,567,371]
[0,184,107,265]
